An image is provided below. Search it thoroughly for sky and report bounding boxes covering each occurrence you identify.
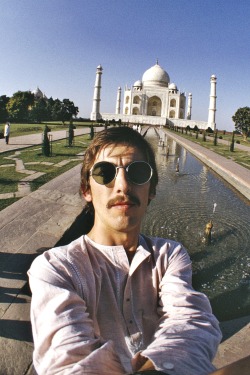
[0,0,249,131]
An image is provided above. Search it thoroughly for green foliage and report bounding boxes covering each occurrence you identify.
[42,125,51,156]
[61,99,79,123]
[202,130,206,141]
[230,131,235,152]
[213,131,218,146]
[206,127,214,134]
[6,91,34,122]
[50,98,79,124]
[0,95,10,122]
[232,107,250,140]
[1,90,79,124]
[68,122,75,146]
[90,125,94,139]
[29,98,49,122]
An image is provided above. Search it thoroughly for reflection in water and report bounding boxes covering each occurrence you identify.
[142,128,250,321]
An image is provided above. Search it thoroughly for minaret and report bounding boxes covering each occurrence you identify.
[116,87,122,114]
[90,65,103,121]
[186,93,192,120]
[207,75,217,131]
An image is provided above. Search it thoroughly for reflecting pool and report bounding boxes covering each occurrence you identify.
[142,128,250,321]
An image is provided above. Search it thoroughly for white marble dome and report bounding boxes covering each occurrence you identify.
[32,87,43,99]
[142,63,170,87]
[169,83,177,90]
[133,80,142,87]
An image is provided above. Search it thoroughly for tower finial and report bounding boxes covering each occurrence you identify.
[156,58,159,65]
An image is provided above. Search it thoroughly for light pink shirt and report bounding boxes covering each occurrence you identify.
[28,235,221,375]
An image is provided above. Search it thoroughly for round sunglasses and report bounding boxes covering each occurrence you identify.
[89,161,153,185]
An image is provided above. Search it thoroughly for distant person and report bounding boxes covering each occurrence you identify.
[4,122,10,144]
[28,127,222,375]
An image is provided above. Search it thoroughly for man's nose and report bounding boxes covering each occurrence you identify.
[114,167,130,192]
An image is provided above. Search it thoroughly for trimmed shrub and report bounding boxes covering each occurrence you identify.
[207,127,214,134]
[42,125,51,156]
[213,131,218,146]
[230,132,235,152]
[202,130,206,142]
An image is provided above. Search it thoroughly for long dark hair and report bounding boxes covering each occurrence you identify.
[80,126,158,218]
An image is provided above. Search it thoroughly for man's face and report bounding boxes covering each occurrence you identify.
[83,144,154,236]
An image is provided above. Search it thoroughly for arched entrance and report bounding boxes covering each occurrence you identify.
[147,96,161,116]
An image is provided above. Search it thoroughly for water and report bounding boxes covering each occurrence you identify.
[142,128,250,321]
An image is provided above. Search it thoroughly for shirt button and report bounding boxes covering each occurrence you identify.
[163,362,174,370]
[126,298,130,302]
[129,320,133,324]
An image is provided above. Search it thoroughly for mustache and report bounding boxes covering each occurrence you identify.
[106,194,141,208]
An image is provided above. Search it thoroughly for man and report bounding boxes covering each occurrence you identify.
[4,122,10,144]
[28,126,221,375]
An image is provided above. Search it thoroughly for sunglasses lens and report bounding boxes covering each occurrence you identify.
[128,161,152,184]
[90,161,153,185]
[91,162,116,185]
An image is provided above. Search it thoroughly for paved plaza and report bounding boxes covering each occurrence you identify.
[0,128,249,374]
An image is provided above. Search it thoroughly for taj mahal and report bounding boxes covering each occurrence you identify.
[90,61,217,131]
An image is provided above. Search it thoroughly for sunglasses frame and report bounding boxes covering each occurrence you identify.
[89,160,153,186]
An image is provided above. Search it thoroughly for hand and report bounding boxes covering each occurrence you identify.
[139,359,155,371]
[131,352,155,372]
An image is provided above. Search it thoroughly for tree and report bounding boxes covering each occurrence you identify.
[46,97,55,119]
[51,99,63,122]
[1,90,79,124]
[232,107,250,141]
[29,98,49,122]
[6,91,34,122]
[61,99,79,123]
[0,95,10,122]
[50,98,79,124]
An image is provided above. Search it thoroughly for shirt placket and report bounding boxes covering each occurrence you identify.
[122,249,151,335]
[123,276,137,334]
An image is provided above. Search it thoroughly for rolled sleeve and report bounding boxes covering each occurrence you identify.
[141,242,222,375]
[28,252,125,375]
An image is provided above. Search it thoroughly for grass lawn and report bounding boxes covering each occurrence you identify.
[0,121,93,137]
[169,130,250,170]
[0,133,91,211]
[0,166,20,193]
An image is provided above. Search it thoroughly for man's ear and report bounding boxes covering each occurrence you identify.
[82,187,92,202]
[147,193,155,205]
